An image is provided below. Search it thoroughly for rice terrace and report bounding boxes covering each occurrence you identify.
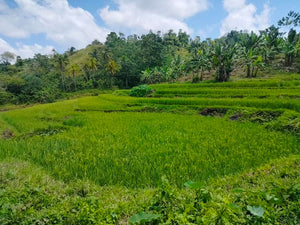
[0,2,300,225]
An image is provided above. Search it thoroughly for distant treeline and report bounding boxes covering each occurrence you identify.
[0,11,299,104]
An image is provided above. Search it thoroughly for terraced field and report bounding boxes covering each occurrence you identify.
[0,74,299,224]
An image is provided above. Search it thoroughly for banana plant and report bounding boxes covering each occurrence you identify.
[211,42,236,82]
[237,32,263,78]
[281,29,299,67]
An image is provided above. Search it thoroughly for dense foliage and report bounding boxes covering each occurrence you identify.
[1,156,298,225]
[0,11,299,105]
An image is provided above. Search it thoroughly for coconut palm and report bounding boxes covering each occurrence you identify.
[106,60,120,87]
[54,54,68,91]
[69,64,79,91]
[88,57,98,81]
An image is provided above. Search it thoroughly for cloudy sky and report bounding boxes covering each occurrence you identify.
[0,0,299,59]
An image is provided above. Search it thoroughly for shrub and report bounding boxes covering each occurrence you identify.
[129,85,152,97]
[0,91,13,105]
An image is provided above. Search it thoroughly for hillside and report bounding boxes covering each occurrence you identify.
[66,44,105,77]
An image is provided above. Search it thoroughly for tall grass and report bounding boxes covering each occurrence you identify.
[0,74,299,188]
[137,97,300,112]
[151,80,300,89]
[0,99,299,188]
[153,87,300,98]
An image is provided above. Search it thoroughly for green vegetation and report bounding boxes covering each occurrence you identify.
[1,154,299,224]
[0,73,300,224]
[129,85,152,97]
[0,10,300,225]
[1,11,300,105]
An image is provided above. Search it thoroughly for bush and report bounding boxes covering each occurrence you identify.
[129,85,152,97]
[0,91,13,105]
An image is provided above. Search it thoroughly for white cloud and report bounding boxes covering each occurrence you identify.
[15,43,54,59]
[99,0,209,34]
[0,38,15,53]
[0,38,54,59]
[220,0,270,36]
[0,0,110,49]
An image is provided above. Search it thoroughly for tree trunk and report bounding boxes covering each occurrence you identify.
[200,69,203,81]
[254,67,259,77]
[61,72,65,91]
[73,72,77,91]
[246,65,251,78]
[125,76,128,88]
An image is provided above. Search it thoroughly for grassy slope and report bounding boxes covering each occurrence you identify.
[66,44,104,77]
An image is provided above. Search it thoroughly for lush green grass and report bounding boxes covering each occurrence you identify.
[0,95,299,188]
[152,87,300,98]
[1,74,300,224]
[137,96,300,112]
[150,74,300,89]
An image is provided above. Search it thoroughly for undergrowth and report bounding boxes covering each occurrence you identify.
[0,156,299,224]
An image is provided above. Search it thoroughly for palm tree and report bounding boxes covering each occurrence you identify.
[69,64,79,91]
[88,57,98,81]
[54,54,68,91]
[106,60,120,87]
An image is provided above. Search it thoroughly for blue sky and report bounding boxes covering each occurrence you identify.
[0,0,299,58]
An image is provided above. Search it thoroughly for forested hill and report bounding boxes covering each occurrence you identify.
[0,11,300,105]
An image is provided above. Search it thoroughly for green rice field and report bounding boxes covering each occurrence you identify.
[1,74,300,224]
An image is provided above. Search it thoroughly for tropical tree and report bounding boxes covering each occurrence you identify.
[69,64,79,91]
[141,67,153,84]
[15,56,23,67]
[88,57,98,81]
[278,11,300,27]
[188,46,211,81]
[260,26,283,64]
[31,54,51,76]
[54,53,68,91]
[0,52,15,65]
[237,32,264,78]
[170,55,186,81]
[68,46,76,56]
[106,59,121,87]
[141,31,164,68]
[282,29,299,66]
[211,41,236,82]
